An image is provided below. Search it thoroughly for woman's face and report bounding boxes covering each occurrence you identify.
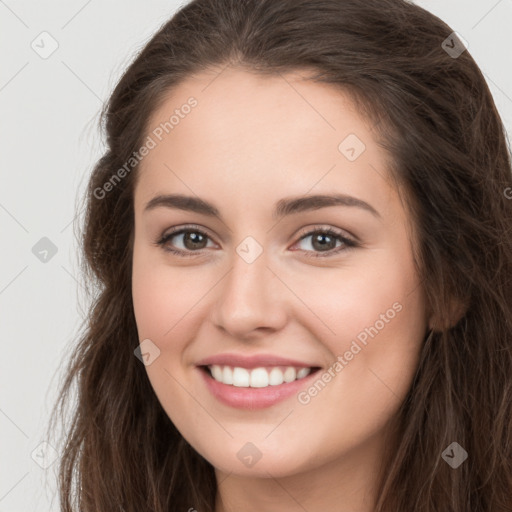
[132,67,429,480]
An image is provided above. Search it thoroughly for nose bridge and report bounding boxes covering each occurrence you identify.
[212,236,286,335]
[225,241,273,311]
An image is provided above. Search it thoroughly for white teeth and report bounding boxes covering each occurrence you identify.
[250,367,269,388]
[222,366,233,385]
[297,367,311,379]
[207,365,314,388]
[232,367,250,387]
[283,367,296,383]
[211,365,223,381]
[269,367,284,386]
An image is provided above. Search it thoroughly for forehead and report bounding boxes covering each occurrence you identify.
[135,67,400,221]
[143,66,377,162]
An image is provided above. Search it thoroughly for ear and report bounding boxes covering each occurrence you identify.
[428,295,469,331]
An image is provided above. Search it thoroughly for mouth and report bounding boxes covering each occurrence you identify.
[199,364,322,388]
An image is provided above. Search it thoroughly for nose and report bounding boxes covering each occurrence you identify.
[210,246,288,339]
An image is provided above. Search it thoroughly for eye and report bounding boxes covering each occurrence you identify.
[154,225,216,257]
[291,225,358,258]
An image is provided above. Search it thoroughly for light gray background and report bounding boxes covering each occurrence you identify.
[1,1,511,510]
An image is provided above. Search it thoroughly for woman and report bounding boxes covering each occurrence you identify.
[47,0,512,510]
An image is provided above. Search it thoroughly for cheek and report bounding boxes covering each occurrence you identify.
[290,247,425,343]
[293,245,426,397]
[131,242,192,341]
[283,264,426,462]
[131,251,201,425]
[131,245,209,375]
[132,265,173,340]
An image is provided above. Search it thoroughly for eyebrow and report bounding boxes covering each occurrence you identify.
[143,193,381,220]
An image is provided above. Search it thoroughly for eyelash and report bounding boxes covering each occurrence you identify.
[154,224,359,259]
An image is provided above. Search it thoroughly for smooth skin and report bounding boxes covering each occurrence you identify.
[131,66,432,512]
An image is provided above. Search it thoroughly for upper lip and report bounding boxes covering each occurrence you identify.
[196,353,321,369]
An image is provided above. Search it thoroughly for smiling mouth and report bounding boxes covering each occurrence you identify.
[199,364,322,388]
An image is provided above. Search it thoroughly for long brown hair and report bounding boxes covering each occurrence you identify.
[46,0,512,510]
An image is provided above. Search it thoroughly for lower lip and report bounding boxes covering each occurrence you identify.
[198,367,320,410]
